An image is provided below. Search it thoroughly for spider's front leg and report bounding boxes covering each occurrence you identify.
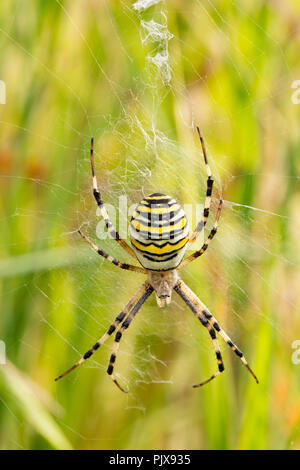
[55,282,151,382]
[106,284,154,392]
[90,137,137,260]
[174,280,225,387]
[174,279,258,386]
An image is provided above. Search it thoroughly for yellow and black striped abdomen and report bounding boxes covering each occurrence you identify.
[130,193,189,271]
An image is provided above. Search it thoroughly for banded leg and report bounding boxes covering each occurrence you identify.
[187,127,214,248]
[78,229,147,274]
[174,282,225,387]
[179,198,223,269]
[107,285,154,393]
[90,137,137,259]
[55,282,150,381]
[176,280,258,384]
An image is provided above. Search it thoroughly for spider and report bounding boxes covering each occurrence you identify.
[55,127,258,392]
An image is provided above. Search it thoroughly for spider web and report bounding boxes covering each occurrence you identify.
[0,0,300,450]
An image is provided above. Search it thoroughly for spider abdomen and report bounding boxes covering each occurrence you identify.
[129,193,189,271]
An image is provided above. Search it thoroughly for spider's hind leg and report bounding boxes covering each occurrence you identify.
[89,137,137,259]
[187,126,214,248]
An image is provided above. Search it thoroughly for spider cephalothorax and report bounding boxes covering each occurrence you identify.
[148,269,178,307]
[55,128,258,393]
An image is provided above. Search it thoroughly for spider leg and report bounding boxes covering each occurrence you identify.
[174,280,258,384]
[187,127,214,248]
[178,198,222,269]
[107,284,154,393]
[55,282,151,382]
[174,280,225,387]
[78,229,147,274]
[90,138,137,260]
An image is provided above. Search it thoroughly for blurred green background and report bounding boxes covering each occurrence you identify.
[0,0,300,450]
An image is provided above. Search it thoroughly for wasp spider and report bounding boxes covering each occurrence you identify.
[55,128,258,392]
